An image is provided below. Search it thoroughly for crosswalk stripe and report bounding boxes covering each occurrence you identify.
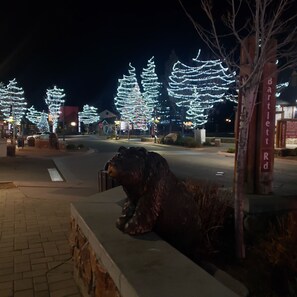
[48,168,63,182]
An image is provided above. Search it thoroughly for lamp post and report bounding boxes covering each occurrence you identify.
[114,120,120,139]
[62,104,65,141]
[8,111,15,145]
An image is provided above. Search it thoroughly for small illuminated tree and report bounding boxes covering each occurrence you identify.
[45,86,65,132]
[114,63,139,132]
[26,105,42,125]
[130,84,150,131]
[37,111,50,133]
[186,87,208,127]
[0,79,27,143]
[78,104,99,133]
[0,78,27,124]
[141,56,162,118]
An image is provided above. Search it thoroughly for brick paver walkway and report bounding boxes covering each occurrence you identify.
[0,185,81,297]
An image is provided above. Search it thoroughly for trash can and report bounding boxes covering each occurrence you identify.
[17,137,24,148]
[98,170,119,192]
[7,144,16,156]
[0,139,7,157]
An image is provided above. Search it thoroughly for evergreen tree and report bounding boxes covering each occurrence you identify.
[78,104,99,125]
[186,87,208,127]
[140,56,162,119]
[45,86,65,132]
[163,50,180,132]
[114,63,139,125]
[167,50,235,128]
[0,78,27,124]
[37,111,50,133]
[26,105,42,124]
[130,84,150,131]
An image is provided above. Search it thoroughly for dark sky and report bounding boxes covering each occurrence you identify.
[0,0,204,112]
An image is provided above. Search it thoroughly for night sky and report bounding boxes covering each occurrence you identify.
[0,0,206,112]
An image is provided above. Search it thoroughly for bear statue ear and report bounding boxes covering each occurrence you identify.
[138,147,148,156]
[118,146,127,153]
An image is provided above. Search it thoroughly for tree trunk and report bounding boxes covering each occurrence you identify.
[234,117,248,259]
[234,85,258,259]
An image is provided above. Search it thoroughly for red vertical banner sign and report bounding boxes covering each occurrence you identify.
[257,62,277,193]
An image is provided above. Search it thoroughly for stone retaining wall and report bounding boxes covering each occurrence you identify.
[69,187,241,297]
[70,218,121,297]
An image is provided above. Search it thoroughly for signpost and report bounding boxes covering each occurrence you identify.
[236,36,277,194]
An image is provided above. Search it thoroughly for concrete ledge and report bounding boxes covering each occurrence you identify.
[70,187,239,297]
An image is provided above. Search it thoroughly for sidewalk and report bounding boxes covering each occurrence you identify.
[0,146,86,297]
[0,142,296,296]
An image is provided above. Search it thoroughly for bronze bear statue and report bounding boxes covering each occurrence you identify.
[105,146,201,255]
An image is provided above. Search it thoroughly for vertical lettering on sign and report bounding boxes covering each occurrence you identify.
[260,68,276,172]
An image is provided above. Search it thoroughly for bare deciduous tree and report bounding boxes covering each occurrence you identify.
[179,0,297,258]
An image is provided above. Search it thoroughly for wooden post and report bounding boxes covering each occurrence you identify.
[236,37,277,195]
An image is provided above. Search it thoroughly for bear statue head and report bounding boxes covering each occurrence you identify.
[105,146,149,186]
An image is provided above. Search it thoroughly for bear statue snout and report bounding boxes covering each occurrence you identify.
[104,161,110,171]
[105,161,118,178]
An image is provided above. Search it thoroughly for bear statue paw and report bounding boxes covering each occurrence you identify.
[116,216,129,231]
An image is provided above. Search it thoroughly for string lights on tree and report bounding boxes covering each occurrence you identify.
[26,105,42,125]
[114,63,140,129]
[37,111,50,133]
[167,50,235,128]
[78,104,99,133]
[140,56,162,120]
[45,86,65,132]
[0,78,27,124]
[130,84,150,131]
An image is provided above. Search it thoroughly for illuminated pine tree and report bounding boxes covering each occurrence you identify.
[45,86,65,132]
[114,63,139,125]
[186,87,209,127]
[140,56,162,118]
[78,104,99,125]
[26,105,42,124]
[37,111,50,133]
[130,84,150,131]
[0,82,5,106]
[167,50,235,128]
[0,79,27,124]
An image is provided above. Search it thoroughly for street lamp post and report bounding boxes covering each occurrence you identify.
[62,105,65,141]
[8,109,15,145]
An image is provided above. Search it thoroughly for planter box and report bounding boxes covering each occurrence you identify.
[70,187,240,297]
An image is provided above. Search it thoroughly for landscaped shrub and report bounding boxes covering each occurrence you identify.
[255,211,297,294]
[77,144,85,149]
[175,135,199,147]
[276,148,297,157]
[184,180,233,257]
[203,140,213,146]
[227,147,236,153]
[66,143,76,150]
[27,137,35,147]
